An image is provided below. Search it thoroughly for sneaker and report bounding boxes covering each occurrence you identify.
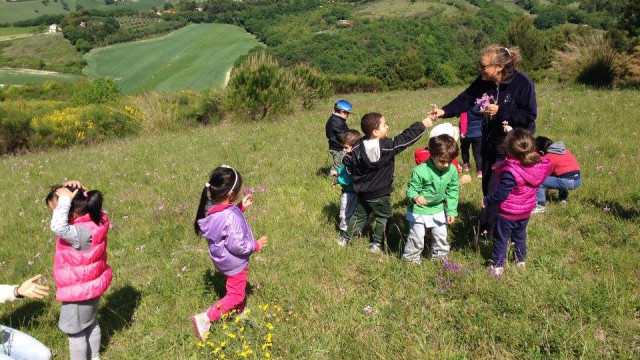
[476,171,483,179]
[462,163,470,172]
[488,266,504,277]
[515,261,526,269]
[369,244,382,253]
[403,258,422,266]
[531,204,546,214]
[337,236,349,247]
[191,313,211,341]
[559,200,567,206]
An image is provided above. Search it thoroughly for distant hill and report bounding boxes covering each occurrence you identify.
[83,23,263,93]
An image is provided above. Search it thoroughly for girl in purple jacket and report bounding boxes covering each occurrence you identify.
[481,129,550,277]
[191,166,268,341]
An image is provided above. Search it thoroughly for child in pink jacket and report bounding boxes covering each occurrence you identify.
[46,180,112,360]
[482,129,550,276]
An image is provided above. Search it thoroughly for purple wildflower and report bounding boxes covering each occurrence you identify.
[603,205,611,213]
[596,165,604,171]
[476,93,495,112]
[363,305,373,313]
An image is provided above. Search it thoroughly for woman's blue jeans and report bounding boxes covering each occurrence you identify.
[0,325,51,360]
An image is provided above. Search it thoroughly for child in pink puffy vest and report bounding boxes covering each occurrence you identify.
[481,129,550,276]
[46,180,112,360]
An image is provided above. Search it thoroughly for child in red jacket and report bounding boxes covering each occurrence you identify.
[533,136,582,213]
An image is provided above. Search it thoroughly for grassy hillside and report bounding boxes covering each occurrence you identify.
[83,23,263,94]
[0,0,175,23]
[0,32,86,76]
[0,84,638,359]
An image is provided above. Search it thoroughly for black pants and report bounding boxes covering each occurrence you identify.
[460,136,482,172]
[479,141,506,233]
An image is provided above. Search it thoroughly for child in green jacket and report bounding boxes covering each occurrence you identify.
[403,134,460,263]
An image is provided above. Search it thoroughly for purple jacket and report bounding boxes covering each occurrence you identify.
[495,157,551,220]
[197,205,259,276]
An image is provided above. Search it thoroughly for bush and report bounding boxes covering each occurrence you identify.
[430,63,460,86]
[126,90,223,134]
[290,64,333,109]
[326,74,384,94]
[553,34,624,88]
[226,52,293,121]
[30,104,139,148]
[0,100,65,154]
[71,78,121,106]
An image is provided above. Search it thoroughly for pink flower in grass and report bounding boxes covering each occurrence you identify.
[603,205,611,213]
[363,305,373,313]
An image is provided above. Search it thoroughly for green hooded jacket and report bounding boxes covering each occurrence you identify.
[406,158,459,216]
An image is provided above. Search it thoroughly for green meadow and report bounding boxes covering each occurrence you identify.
[0,84,638,359]
[0,67,78,84]
[83,23,263,94]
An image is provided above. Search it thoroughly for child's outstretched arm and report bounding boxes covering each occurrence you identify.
[50,188,91,250]
[391,120,432,156]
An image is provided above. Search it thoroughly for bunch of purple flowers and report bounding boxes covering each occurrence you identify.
[476,93,495,112]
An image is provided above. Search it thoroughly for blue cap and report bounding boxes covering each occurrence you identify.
[335,100,353,113]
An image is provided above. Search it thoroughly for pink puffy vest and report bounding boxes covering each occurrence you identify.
[53,212,112,302]
[496,157,551,220]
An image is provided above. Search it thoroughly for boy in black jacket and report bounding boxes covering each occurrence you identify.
[340,112,433,252]
[325,100,353,177]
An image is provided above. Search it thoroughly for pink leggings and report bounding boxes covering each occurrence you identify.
[206,266,247,322]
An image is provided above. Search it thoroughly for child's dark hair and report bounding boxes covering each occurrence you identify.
[45,185,104,225]
[360,112,383,139]
[193,166,243,235]
[341,129,362,147]
[535,136,553,155]
[503,128,541,166]
[428,134,459,161]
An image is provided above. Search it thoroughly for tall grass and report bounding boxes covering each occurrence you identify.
[0,84,638,359]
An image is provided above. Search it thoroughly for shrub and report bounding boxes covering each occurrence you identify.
[126,91,223,134]
[0,100,65,154]
[290,64,333,109]
[430,63,460,86]
[226,52,293,121]
[72,78,121,106]
[553,34,624,88]
[326,74,384,94]
[30,104,139,148]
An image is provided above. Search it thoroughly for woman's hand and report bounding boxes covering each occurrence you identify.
[502,121,512,133]
[241,194,254,209]
[484,104,499,116]
[16,274,50,300]
[480,198,486,209]
[428,108,445,120]
[55,187,78,200]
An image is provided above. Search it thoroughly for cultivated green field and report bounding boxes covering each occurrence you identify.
[0,84,638,359]
[0,0,177,23]
[83,23,264,94]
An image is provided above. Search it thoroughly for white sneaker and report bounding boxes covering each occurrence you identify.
[515,261,526,269]
[337,237,349,247]
[369,244,382,253]
[190,313,211,341]
[489,266,504,277]
[531,204,546,214]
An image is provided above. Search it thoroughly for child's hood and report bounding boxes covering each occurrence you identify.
[362,138,381,162]
[499,157,551,187]
[547,141,566,155]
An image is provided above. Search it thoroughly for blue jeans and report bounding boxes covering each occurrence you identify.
[536,175,582,204]
[0,325,51,360]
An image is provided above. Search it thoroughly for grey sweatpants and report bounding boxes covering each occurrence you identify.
[403,212,449,262]
[68,322,101,360]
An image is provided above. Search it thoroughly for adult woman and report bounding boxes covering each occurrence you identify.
[1,274,52,360]
[430,45,538,234]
